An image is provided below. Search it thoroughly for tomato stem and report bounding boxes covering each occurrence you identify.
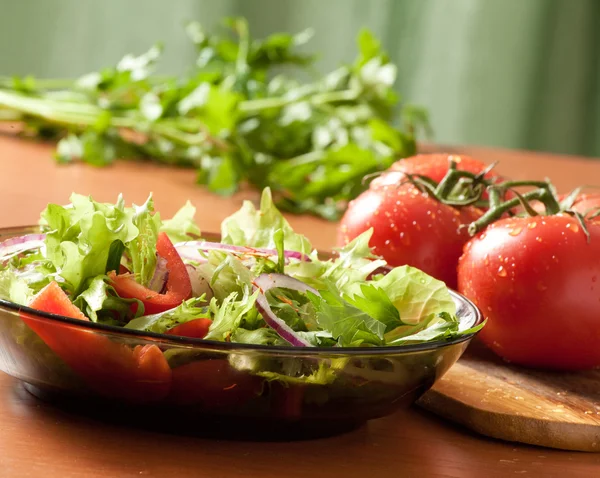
[468,189,551,235]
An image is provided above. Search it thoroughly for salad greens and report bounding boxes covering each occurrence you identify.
[0,189,482,349]
[0,17,430,220]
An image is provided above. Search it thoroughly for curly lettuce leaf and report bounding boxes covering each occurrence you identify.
[221,187,312,253]
[204,289,259,341]
[128,195,161,287]
[161,200,202,244]
[0,269,34,304]
[201,251,254,301]
[40,193,139,294]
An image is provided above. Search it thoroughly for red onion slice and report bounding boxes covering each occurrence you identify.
[253,273,320,347]
[147,256,169,293]
[0,234,46,260]
[186,264,214,300]
[175,241,311,264]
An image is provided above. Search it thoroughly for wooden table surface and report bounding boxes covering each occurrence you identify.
[1,134,600,477]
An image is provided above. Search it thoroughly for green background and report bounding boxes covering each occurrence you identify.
[1,0,598,157]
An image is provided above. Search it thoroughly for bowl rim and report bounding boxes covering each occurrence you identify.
[0,226,483,356]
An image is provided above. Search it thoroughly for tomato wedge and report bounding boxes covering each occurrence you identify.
[109,232,191,315]
[165,318,212,339]
[21,282,172,402]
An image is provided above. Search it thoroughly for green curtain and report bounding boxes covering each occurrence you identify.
[1,0,598,157]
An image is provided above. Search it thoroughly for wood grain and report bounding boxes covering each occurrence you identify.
[419,341,600,452]
[1,135,600,476]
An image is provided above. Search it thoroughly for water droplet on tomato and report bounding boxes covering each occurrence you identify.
[509,227,523,236]
[567,223,579,233]
[400,232,411,246]
[536,236,543,242]
[412,221,417,226]
[373,210,379,216]
[384,239,391,246]
[497,266,507,277]
[528,222,537,229]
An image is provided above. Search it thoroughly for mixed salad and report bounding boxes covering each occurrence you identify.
[0,188,481,349]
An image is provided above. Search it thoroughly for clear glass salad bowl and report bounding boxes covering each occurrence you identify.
[0,227,483,438]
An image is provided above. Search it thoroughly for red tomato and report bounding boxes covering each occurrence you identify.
[169,359,262,408]
[109,232,191,315]
[165,318,212,339]
[338,184,482,288]
[569,193,600,219]
[458,215,600,370]
[22,282,172,401]
[371,153,494,188]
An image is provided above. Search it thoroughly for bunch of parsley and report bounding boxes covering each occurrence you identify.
[0,17,429,220]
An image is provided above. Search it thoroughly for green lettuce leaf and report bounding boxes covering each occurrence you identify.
[0,269,34,304]
[204,289,259,341]
[201,251,254,301]
[371,265,456,331]
[387,313,485,345]
[41,193,139,294]
[221,187,312,253]
[161,200,202,244]
[306,288,385,347]
[74,276,143,323]
[128,195,162,287]
[319,229,386,292]
[125,296,210,333]
[344,283,401,333]
[231,327,287,346]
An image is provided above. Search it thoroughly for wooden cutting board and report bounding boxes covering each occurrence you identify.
[417,339,600,452]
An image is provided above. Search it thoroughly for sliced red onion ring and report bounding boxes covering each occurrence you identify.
[147,256,169,293]
[253,273,320,347]
[175,241,311,264]
[0,234,46,260]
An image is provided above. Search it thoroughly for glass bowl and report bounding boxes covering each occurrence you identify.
[0,227,482,438]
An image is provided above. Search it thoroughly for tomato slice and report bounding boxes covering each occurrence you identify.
[165,318,212,339]
[21,282,172,402]
[109,232,191,315]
